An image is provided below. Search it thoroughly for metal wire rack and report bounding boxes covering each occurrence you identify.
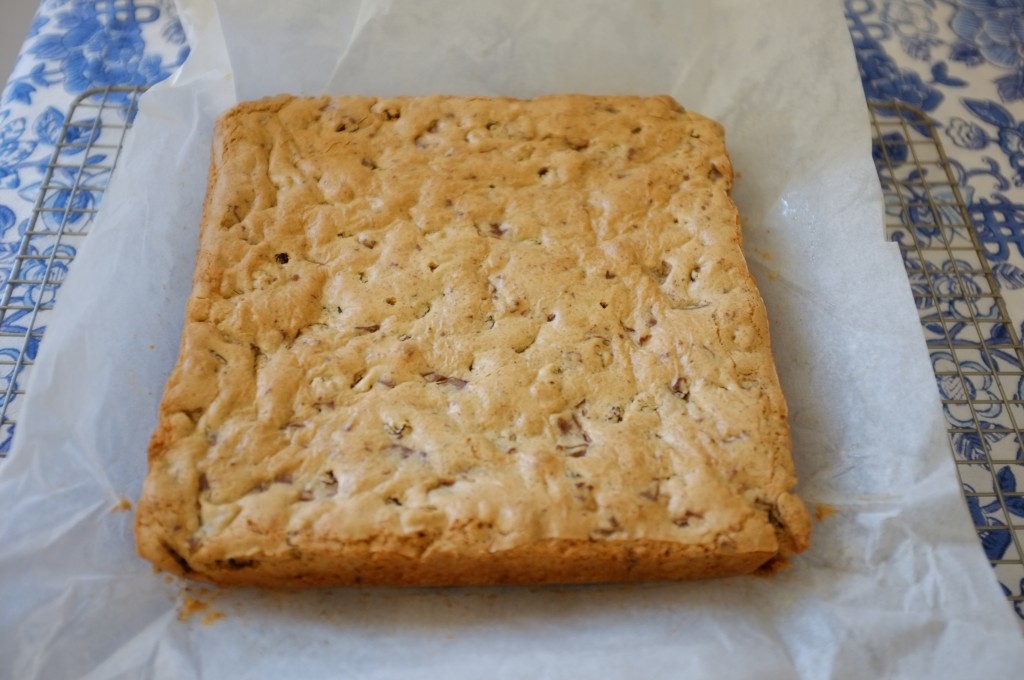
[870,100,1024,622]
[0,86,144,455]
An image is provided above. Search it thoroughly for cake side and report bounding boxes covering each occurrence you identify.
[135,94,810,586]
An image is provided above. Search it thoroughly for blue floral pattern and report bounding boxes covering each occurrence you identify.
[950,0,1024,100]
[965,464,1024,560]
[946,115,989,147]
[0,0,186,453]
[882,1,942,60]
[851,28,946,112]
[3,1,187,108]
[0,0,186,241]
[846,0,1024,625]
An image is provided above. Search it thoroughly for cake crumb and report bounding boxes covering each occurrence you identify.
[111,497,132,513]
[178,595,208,621]
[178,587,226,624]
[202,611,226,626]
[814,503,836,521]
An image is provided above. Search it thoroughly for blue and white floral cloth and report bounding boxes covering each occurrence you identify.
[0,0,1022,627]
[847,0,1024,626]
[0,0,186,451]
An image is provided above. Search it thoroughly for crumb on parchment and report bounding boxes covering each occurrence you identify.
[177,586,226,625]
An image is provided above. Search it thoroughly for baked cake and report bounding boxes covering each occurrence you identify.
[135,94,811,586]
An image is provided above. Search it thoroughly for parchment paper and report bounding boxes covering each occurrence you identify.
[1,1,1021,678]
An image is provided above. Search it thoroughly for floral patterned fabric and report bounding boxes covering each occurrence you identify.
[848,0,1024,626]
[0,0,1021,628]
[0,0,185,451]
[0,0,185,252]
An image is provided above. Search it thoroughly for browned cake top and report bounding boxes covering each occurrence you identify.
[135,94,810,586]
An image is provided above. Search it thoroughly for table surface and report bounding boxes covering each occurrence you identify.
[0,0,39,83]
[0,0,1022,638]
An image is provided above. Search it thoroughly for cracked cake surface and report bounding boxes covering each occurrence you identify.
[134,94,811,586]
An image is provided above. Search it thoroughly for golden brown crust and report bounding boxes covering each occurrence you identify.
[135,94,810,586]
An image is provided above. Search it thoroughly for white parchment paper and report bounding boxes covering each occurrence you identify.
[1,1,1022,678]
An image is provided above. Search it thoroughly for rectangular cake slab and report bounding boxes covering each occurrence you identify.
[135,94,810,586]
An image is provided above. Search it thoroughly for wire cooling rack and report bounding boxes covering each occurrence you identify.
[0,86,144,455]
[870,100,1024,622]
